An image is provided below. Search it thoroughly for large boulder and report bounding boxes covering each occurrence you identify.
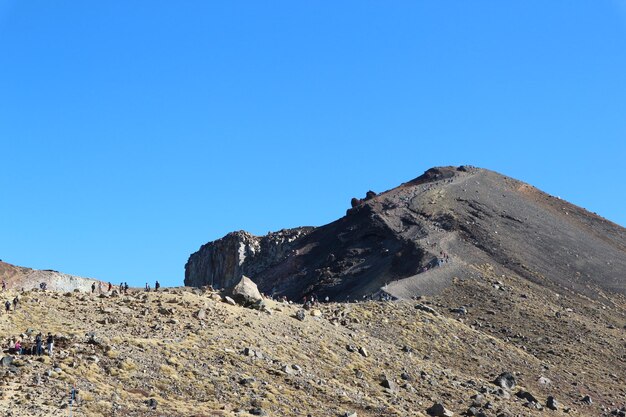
[231,276,263,306]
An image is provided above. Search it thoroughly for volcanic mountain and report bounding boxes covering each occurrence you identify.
[185,166,626,301]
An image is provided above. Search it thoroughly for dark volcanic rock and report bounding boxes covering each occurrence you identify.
[546,396,559,410]
[185,166,626,301]
[426,402,453,416]
[516,390,539,404]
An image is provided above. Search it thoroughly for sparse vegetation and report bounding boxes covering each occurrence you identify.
[0,277,622,416]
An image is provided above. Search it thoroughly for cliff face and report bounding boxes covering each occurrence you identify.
[184,228,314,290]
[184,166,626,301]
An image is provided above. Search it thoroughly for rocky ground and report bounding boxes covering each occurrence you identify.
[0,264,624,417]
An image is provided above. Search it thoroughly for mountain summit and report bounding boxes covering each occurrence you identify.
[185,166,626,300]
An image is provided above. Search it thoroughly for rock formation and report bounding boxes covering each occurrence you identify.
[184,228,313,291]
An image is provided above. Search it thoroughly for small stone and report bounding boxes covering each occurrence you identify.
[546,396,559,410]
[495,388,510,399]
[449,306,467,315]
[582,395,592,405]
[426,402,453,416]
[538,376,551,385]
[516,390,539,404]
[146,398,158,409]
[358,347,369,357]
[494,372,516,390]
[295,309,306,321]
[470,393,484,407]
[415,304,438,315]
[466,407,479,416]
[381,375,396,391]
[239,377,256,385]
[223,296,237,306]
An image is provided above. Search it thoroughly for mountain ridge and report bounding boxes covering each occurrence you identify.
[185,166,626,301]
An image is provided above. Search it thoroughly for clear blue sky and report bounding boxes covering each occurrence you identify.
[1,1,625,287]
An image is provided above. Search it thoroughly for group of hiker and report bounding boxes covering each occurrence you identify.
[301,294,331,309]
[5,279,163,297]
[7,332,54,357]
[88,280,163,294]
[2,295,19,313]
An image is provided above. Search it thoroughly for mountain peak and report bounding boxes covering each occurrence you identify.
[185,167,626,300]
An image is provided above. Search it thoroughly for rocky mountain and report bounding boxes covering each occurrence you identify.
[185,166,626,301]
[0,261,103,292]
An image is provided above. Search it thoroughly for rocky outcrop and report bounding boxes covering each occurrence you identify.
[184,228,313,290]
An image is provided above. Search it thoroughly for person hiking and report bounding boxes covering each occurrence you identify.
[14,340,22,355]
[155,281,160,291]
[124,282,129,293]
[4,300,10,313]
[12,296,18,310]
[46,333,54,356]
[91,282,96,293]
[108,282,112,292]
[69,385,79,406]
[35,333,43,356]
[1,280,6,291]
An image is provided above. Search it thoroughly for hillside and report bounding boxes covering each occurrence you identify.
[185,166,626,301]
[0,273,624,416]
[0,261,103,293]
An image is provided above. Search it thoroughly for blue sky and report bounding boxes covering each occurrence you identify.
[1,1,625,286]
